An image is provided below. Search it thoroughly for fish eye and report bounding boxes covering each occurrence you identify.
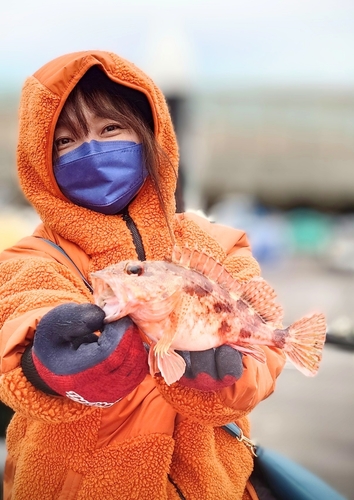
[125,263,144,276]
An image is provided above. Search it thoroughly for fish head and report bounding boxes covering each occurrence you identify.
[91,260,184,323]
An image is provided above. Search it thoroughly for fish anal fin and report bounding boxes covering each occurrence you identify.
[239,277,283,324]
[148,343,159,377]
[156,349,186,385]
[229,343,267,363]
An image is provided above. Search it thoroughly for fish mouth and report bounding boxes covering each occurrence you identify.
[101,296,125,322]
[93,280,128,322]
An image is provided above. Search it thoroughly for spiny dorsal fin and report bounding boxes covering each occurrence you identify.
[171,246,283,324]
[239,277,283,324]
[171,245,240,290]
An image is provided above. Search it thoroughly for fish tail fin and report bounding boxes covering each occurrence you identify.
[285,313,327,376]
[156,349,186,386]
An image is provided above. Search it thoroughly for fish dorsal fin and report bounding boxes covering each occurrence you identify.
[171,246,283,324]
[171,245,239,290]
[239,277,283,324]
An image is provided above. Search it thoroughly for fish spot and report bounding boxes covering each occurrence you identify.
[239,328,253,339]
[213,302,232,314]
[219,320,232,335]
[183,284,208,298]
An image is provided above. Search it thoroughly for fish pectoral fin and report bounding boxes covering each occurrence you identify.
[148,286,183,320]
[156,349,186,386]
[153,325,178,357]
[229,343,267,363]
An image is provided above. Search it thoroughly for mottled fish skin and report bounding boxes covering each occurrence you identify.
[91,246,327,385]
[92,259,270,350]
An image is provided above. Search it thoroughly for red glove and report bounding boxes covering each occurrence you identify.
[21,303,148,407]
[177,346,244,391]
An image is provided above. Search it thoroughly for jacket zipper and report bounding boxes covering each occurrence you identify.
[116,214,186,495]
[120,214,185,497]
[121,208,146,261]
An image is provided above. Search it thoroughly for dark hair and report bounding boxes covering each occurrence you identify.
[53,66,175,228]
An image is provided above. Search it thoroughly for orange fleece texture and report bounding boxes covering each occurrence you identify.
[0,50,285,499]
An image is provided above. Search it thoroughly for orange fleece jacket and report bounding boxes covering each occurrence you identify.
[0,50,285,500]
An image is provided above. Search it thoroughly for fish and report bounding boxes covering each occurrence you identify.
[91,246,327,386]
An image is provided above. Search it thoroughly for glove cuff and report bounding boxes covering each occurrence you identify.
[179,372,239,391]
[21,346,60,396]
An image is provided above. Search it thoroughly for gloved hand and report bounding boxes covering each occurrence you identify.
[177,346,244,391]
[21,303,148,407]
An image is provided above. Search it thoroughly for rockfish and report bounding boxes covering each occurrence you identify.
[91,246,327,386]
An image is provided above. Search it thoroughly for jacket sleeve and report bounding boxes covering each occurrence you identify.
[0,255,95,423]
[159,213,286,425]
[155,346,285,426]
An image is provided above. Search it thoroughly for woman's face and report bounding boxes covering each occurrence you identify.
[54,104,140,157]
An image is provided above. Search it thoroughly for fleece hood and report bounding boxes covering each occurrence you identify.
[17,50,179,267]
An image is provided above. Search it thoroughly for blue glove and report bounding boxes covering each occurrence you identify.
[177,346,244,391]
[21,303,148,406]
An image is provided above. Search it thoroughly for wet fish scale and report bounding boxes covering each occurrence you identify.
[91,246,327,385]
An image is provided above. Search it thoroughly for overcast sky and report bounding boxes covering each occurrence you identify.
[2,0,354,94]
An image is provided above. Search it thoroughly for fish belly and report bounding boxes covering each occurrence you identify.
[167,293,243,351]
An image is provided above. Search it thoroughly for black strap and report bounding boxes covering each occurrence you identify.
[39,238,93,293]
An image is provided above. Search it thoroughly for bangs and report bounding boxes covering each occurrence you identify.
[81,89,146,134]
[55,90,90,140]
[55,86,148,144]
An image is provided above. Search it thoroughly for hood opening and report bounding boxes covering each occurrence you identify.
[78,66,154,133]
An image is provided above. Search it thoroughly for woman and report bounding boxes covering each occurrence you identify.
[0,50,285,499]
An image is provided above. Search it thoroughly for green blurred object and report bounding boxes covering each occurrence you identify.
[287,209,332,254]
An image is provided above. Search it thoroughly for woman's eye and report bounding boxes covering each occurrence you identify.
[55,137,74,150]
[103,124,123,134]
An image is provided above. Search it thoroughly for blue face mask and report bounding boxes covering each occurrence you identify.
[53,140,148,215]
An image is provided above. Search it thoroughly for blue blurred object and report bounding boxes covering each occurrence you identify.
[224,422,347,500]
[208,194,292,264]
[208,196,336,265]
[255,445,347,500]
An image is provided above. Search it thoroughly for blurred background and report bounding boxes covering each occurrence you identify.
[1,0,354,498]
